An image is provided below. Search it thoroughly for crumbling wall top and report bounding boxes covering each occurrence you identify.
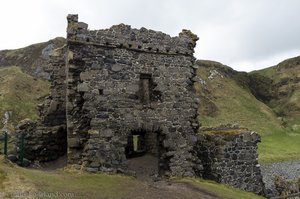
[66,14,198,56]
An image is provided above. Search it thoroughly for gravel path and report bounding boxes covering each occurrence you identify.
[261,160,300,196]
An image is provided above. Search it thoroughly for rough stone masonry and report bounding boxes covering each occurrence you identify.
[196,125,265,195]
[14,14,265,195]
[65,14,200,176]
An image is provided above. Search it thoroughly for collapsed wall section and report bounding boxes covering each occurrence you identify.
[38,46,67,126]
[66,14,200,176]
[15,46,68,163]
[196,125,265,195]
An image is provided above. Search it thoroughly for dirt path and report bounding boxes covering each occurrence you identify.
[125,154,159,181]
[124,154,221,199]
[132,180,221,199]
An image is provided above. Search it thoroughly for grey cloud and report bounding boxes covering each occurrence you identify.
[1,0,300,71]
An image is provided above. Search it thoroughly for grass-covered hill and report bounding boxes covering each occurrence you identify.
[0,38,65,130]
[250,56,300,130]
[195,58,300,163]
[195,60,283,134]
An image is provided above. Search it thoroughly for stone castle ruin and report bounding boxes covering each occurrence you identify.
[15,15,265,195]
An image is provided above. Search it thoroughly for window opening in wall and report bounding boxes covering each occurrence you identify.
[138,73,162,104]
[140,74,151,104]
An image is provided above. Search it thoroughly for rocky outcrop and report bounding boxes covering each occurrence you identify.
[196,124,265,195]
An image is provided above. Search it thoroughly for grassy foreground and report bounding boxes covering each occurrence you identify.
[0,156,263,199]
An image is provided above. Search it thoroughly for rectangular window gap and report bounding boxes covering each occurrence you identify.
[140,73,151,104]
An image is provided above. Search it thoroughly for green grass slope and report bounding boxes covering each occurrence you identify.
[249,56,300,163]
[195,60,283,135]
[250,56,300,130]
[0,66,50,129]
[0,38,64,129]
[195,60,300,163]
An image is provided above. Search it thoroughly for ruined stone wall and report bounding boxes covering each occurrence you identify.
[39,46,67,126]
[15,120,66,162]
[65,15,200,176]
[196,125,265,195]
[14,46,68,163]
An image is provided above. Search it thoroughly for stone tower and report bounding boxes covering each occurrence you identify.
[66,14,200,176]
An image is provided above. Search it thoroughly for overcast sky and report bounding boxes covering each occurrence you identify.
[1,0,300,72]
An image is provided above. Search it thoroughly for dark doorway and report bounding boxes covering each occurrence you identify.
[125,128,160,179]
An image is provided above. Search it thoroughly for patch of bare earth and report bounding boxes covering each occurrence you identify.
[124,154,221,199]
[128,180,221,199]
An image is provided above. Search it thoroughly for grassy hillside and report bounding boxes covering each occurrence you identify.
[250,56,300,130]
[249,56,300,163]
[195,60,283,134]
[195,60,300,163]
[0,156,263,199]
[0,66,50,129]
[0,38,64,130]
